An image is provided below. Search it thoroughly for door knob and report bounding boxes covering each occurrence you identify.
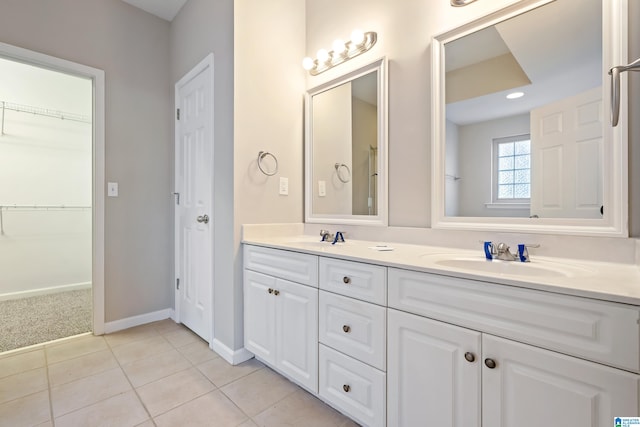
[197,214,209,224]
[464,352,476,363]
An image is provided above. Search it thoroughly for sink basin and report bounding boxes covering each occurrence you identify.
[421,254,595,278]
[282,238,350,249]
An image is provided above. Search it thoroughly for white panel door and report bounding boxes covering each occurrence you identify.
[387,309,481,427]
[530,86,603,218]
[483,334,640,427]
[175,55,213,342]
[243,270,276,365]
[276,279,318,393]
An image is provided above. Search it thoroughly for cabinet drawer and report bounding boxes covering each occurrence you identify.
[388,268,640,372]
[319,291,386,370]
[319,344,386,427]
[244,245,318,287]
[319,257,386,305]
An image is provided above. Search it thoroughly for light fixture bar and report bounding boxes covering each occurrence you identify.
[304,31,377,76]
[451,0,479,6]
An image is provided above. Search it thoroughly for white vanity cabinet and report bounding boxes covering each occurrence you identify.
[243,245,319,393]
[318,257,387,427]
[387,267,640,427]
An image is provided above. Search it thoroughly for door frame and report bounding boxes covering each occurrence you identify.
[174,53,215,342]
[0,42,106,335]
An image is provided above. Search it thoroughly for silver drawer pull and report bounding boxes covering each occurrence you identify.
[343,276,351,284]
[343,384,351,392]
[342,325,351,333]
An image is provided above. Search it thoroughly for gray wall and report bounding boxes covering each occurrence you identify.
[170,0,236,349]
[0,0,173,322]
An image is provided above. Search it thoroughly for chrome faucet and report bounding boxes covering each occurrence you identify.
[483,241,538,262]
[495,243,518,261]
[320,229,334,242]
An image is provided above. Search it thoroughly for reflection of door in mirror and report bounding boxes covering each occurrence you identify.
[311,71,378,216]
[444,0,603,219]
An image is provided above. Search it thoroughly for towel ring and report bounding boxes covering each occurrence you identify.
[257,151,278,176]
[335,163,351,183]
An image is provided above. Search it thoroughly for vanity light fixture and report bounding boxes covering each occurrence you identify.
[302,30,377,76]
[451,0,479,6]
[506,91,524,99]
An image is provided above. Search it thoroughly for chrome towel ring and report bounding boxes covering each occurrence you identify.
[257,151,278,176]
[335,163,351,183]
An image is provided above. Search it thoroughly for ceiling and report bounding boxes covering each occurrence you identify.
[121,0,187,21]
[445,0,602,125]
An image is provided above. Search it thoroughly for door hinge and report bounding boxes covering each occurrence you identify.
[172,192,180,205]
[176,108,180,120]
[176,278,180,290]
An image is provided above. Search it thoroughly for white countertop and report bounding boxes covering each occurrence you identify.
[242,235,640,306]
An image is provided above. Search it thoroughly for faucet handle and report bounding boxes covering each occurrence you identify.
[320,229,333,242]
[517,244,529,262]
[483,241,495,260]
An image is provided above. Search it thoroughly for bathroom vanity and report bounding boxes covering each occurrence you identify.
[243,235,640,427]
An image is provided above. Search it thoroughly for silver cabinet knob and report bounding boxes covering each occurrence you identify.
[464,352,476,363]
[484,358,497,369]
[197,214,209,224]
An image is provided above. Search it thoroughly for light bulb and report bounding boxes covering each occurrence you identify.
[350,29,365,46]
[506,91,524,99]
[302,57,315,70]
[332,39,346,55]
[316,48,330,63]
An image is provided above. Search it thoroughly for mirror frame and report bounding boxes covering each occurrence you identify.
[305,57,388,226]
[431,0,629,237]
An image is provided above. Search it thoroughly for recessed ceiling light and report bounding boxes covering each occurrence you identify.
[506,91,525,99]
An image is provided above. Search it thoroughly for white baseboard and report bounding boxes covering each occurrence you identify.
[210,339,254,365]
[104,308,174,334]
[0,282,92,302]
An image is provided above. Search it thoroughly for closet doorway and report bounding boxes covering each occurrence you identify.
[0,43,105,352]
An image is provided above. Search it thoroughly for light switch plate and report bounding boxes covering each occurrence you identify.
[107,182,119,197]
[279,177,289,195]
[318,180,326,197]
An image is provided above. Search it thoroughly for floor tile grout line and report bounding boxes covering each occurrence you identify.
[107,335,158,425]
[43,343,56,427]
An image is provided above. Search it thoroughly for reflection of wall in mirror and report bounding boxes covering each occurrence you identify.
[445,120,460,216]
[452,113,530,217]
[352,97,377,215]
[312,82,352,215]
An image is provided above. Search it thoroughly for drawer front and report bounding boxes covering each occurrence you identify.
[319,257,386,305]
[244,245,318,287]
[388,268,640,372]
[319,291,386,370]
[319,344,386,427]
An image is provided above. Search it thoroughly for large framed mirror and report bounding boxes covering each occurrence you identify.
[305,58,388,225]
[431,0,629,236]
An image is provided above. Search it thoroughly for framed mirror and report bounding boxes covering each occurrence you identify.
[305,58,388,225]
[431,0,629,236]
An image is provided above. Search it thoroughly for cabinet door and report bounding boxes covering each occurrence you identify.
[483,334,640,427]
[388,309,481,427]
[243,270,276,365]
[276,278,319,393]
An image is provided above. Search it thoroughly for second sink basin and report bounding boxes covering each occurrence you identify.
[422,254,595,279]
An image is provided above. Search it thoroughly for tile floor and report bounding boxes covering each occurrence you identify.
[0,320,359,427]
